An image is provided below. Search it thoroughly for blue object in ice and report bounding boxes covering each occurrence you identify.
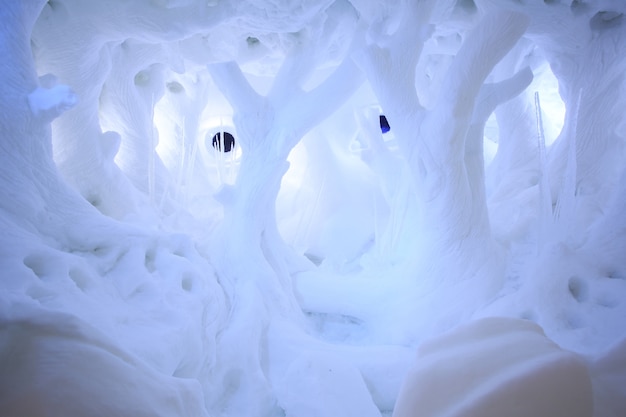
[379,115,390,134]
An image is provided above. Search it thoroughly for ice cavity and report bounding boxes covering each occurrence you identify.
[392,317,593,417]
[2,0,625,416]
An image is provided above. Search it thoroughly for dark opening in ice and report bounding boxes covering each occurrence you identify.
[212,131,236,152]
[379,115,391,134]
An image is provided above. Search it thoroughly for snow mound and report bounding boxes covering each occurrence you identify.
[392,317,592,417]
[0,301,209,417]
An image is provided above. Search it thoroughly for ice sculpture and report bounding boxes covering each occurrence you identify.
[353,5,536,338]
[1,0,626,416]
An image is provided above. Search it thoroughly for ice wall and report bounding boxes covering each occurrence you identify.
[1,0,626,416]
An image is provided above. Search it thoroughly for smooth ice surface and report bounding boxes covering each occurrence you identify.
[392,317,593,417]
[0,300,209,417]
[1,0,626,416]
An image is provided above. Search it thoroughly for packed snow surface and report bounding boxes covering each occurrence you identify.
[1,0,626,416]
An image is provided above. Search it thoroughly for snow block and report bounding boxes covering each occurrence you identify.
[392,317,593,417]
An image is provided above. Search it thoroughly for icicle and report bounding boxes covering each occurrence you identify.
[553,88,582,240]
[389,180,410,257]
[372,186,381,258]
[183,125,199,206]
[174,117,187,202]
[158,119,187,214]
[535,91,553,249]
[148,93,156,205]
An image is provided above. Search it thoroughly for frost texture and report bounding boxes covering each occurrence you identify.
[1,0,626,416]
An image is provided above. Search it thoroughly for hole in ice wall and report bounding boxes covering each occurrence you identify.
[605,269,623,280]
[69,268,91,291]
[456,0,477,13]
[144,249,156,273]
[570,0,584,12]
[134,70,150,87]
[590,11,624,31]
[212,131,236,153]
[379,115,390,134]
[24,253,53,279]
[304,252,324,266]
[166,81,185,94]
[246,36,260,47]
[568,276,588,302]
[181,274,194,292]
[87,196,101,208]
[198,121,240,185]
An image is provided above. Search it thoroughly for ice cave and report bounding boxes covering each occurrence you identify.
[1,0,626,416]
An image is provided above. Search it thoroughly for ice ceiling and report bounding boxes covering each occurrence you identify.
[1,0,626,416]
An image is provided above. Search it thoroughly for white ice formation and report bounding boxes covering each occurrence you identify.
[1,0,626,416]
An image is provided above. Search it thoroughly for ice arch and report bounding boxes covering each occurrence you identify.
[0,0,625,417]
